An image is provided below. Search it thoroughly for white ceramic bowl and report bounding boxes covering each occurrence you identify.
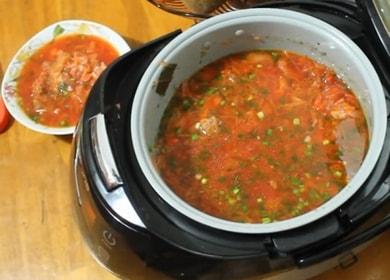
[1,20,130,135]
[132,9,387,233]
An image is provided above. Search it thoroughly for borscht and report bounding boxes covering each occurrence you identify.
[17,34,119,127]
[153,50,368,224]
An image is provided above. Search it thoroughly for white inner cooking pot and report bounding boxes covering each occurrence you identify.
[131,9,387,234]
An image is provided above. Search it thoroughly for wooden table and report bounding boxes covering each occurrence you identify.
[0,1,388,279]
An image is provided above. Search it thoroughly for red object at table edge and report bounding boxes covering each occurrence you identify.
[0,98,10,132]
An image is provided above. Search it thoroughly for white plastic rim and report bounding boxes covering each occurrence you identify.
[1,19,130,135]
[131,9,387,233]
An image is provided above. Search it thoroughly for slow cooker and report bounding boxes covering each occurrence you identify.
[72,1,390,279]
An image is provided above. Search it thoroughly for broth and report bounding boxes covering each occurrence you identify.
[17,34,119,127]
[153,50,369,224]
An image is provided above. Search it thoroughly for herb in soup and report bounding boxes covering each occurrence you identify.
[153,50,369,223]
[17,34,119,127]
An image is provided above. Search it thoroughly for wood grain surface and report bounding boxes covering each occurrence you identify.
[0,1,388,279]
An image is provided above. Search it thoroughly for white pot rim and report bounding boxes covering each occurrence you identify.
[131,9,387,234]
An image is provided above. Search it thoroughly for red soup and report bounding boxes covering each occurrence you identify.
[153,50,369,224]
[17,34,119,127]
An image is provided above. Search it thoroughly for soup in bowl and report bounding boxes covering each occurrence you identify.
[1,20,130,135]
[131,9,386,233]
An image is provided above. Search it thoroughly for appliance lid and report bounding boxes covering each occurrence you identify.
[358,0,390,70]
[373,0,390,35]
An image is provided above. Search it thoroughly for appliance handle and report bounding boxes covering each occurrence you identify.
[295,215,390,267]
